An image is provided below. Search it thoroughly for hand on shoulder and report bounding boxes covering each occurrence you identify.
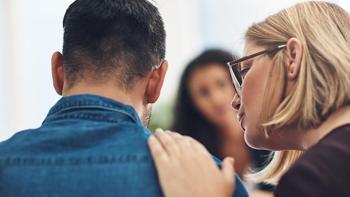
[148,129,236,197]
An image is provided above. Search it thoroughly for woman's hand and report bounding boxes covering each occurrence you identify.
[148,129,236,197]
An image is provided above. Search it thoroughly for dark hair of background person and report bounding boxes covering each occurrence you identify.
[62,0,166,89]
[171,49,241,157]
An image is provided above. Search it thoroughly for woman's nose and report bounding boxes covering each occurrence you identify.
[231,94,241,110]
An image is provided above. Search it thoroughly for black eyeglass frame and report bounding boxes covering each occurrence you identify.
[226,44,286,97]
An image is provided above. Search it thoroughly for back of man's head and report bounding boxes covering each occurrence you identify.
[62,0,166,90]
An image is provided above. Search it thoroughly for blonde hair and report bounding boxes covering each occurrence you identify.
[245,1,350,184]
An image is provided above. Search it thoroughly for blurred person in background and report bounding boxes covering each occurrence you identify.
[172,49,249,177]
[171,49,273,192]
[148,1,350,197]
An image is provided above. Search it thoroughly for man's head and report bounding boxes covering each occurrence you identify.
[51,0,168,126]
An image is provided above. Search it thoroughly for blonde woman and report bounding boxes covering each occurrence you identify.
[148,1,350,196]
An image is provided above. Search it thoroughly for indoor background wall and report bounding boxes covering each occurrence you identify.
[0,0,348,140]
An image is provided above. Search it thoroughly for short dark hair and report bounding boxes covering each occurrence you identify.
[62,0,166,89]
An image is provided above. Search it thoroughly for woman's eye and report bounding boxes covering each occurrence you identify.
[240,67,250,79]
[198,88,209,97]
[218,80,228,88]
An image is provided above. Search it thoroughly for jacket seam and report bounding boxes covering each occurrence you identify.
[0,154,151,166]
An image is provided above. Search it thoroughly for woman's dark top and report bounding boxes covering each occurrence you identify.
[275,124,350,197]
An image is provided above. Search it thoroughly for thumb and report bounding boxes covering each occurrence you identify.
[221,157,235,185]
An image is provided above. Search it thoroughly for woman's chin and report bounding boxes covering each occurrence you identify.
[244,128,266,149]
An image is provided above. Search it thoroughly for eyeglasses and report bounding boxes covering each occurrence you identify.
[226,44,286,97]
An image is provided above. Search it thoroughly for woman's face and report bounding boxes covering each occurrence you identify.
[189,64,236,127]
[237,41,283,149]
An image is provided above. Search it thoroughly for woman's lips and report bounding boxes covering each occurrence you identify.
[238,116,244,130]
[237,110,245,130]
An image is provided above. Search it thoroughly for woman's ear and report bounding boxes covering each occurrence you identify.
[144,60,168,104]
[51,51,65,95]
[285,38,303,80]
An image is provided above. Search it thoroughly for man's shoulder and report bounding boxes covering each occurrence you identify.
[0,125,163,196]
[0,122,153,158]
[0,128,36,155]
[0,123,156,165]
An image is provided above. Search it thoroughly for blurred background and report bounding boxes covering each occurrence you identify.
[0,0,349,140]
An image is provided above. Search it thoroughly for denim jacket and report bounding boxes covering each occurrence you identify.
[0,94,248,197]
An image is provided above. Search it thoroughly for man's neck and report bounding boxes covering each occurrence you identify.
[62,82,145,118]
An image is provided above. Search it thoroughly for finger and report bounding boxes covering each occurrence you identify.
[167,131,183,142]
[167,131,182,138]
[168,131,192,153]
[155,128,165,133]
[154,129,181,156]
[148,135,169,165]
[171,132,202,149]
[221,157,235,185]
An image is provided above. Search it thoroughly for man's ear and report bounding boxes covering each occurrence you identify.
[144,60,168,104]
[285,38,303,80]
[51,51,65,95]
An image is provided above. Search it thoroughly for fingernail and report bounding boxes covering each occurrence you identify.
[228,157,234,164]
[148,135,156,142]
[155,128,164,133]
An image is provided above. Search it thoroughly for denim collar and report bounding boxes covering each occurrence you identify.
[43,94,142,125]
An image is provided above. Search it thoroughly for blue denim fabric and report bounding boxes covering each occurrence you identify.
[0,94,248,197]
